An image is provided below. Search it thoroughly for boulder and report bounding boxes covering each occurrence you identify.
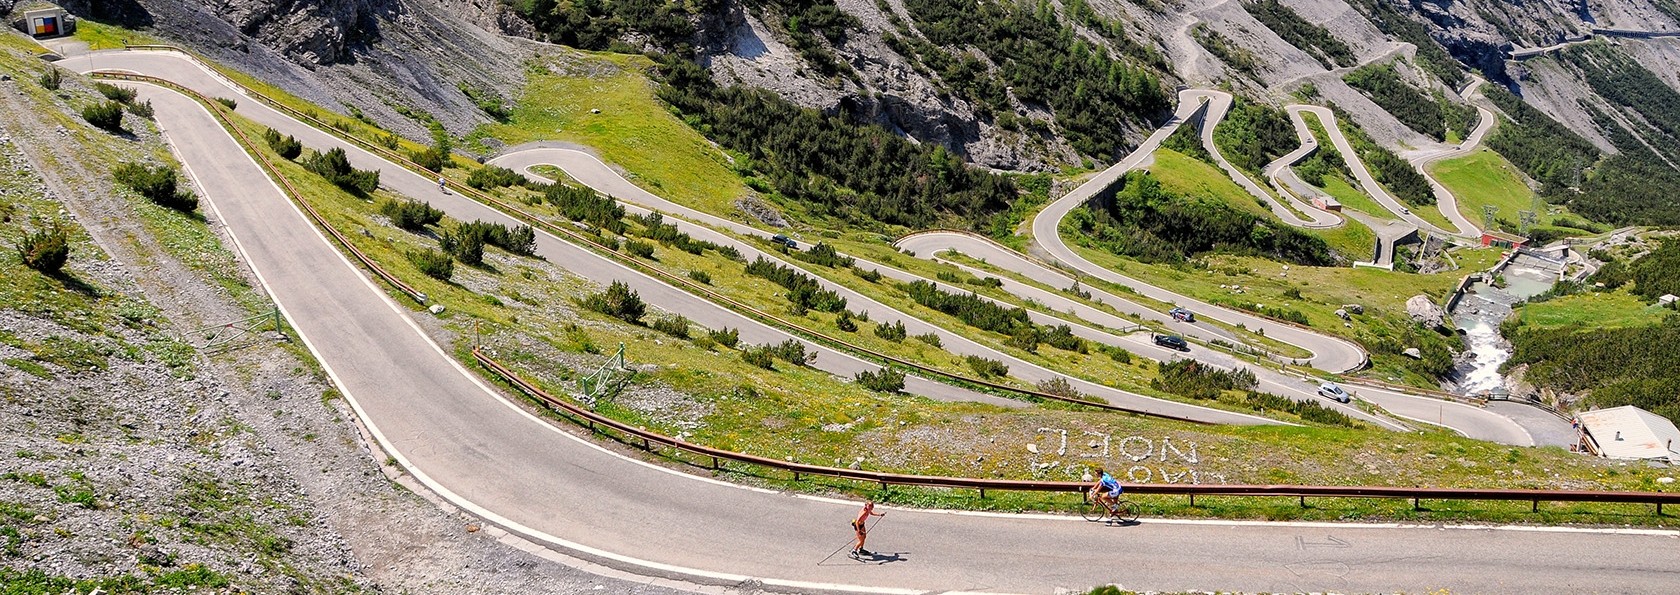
[1335,309,1350,320]
[1405,295,1444,328]
[1341,304,1364,315]
[1402,347,1423,359]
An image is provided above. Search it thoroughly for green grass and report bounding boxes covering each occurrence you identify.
[1411,202,1457,232]
[468,50,748,219]
[1514,289,1674,330]
[1145,149,1275,218]
[1430,148,1545,227]
[1318,175,1386,218]
[70,19,165,50]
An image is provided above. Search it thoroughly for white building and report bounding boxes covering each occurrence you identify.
[1578,406,1680,463]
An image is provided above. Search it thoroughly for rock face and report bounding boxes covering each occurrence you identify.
[1406,295,1446,328]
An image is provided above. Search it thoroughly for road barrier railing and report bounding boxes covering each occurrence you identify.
[476,347,1680,515]
[90,70,429,305]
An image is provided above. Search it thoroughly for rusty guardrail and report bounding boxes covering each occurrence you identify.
[477,347,1679,514]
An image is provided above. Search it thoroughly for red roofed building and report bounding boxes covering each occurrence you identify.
[1480,230,1527,249]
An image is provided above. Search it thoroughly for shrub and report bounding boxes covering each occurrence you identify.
[651,315,691,339]
[546,184,626,234]
[38,67,60,90]
[1152,360,1258,400]
[1036,376,1083,399]
[836,310,858,332]
[708,327,740,349]
[625,239,655,259]
[127,99,154,119]
[853,266,883,283]
[213,97,237,110]
[912,332,943,348]
[965,355,1008,378]
[768,339,811,366]
[409,147,448,172]
[406,248,453,280]
[466,165,529,190]
[113,163,198,212]
[688,270,711,285]
[855,367,906,393]
[379,199,444,230]
[746,256,846,312]
[82,101,125,131]
[439,225,485,266]
[793,242,853,268]
[1004,325,1038,353]
[741,345,776,369]
[457,220,537,256]
[302,147,380,195]
[874,320,906,342]
[94,82,137,103]
[1100,344,1132,364]
[380,133,401,149]
[263,128,303,160]
[16,225,71,275]
[583,280,646,323]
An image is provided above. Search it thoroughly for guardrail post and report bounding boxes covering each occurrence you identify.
[1190,494,1195,507]
[978,488,985,500]
[711,456,719,470]
[1413,497,1420,511]
[1299,496,1306,508]
[1659,502,1664,516]
[1532,500,1539,513]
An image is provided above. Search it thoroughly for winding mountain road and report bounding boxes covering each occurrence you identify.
[51,46,1680,593]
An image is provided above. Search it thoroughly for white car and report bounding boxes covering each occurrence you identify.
[1399,207,1411,215]
[1318,382,1351,403]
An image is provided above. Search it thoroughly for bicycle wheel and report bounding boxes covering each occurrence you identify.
[1080,501,1109,522]
[1112,500,1139,523]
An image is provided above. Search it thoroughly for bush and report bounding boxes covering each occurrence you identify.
[1152,360,1257,399]
[1099,344,1132,364]
[409,147,448,172]
[1005,325,1038,353]
[708,327,740,349]
[965,355,1008,378]
[127,99,154,119]
[874,320,907,342]
[768,339,811,366]
[853,266,883,283]
[1036,376,1083,399]
[213,97,237,110]
[466,165,530,190]
[94,82,137,103]
[457,220,537,256]
[439,225,485,266]
[406,248,453,280]
[793,242,853,268]
[688,270,711,285]
[741,345,776,369]
[836,310,858,332]
[302,147,380,195]
[38,67,60,90]
[625,239,656,259]
[855,367,906,393]
[379,199,444,230]
[583,280,646,323]
[745,256,847,312]
[82,101,125,131]
[546,184,626,233]
[16,225,71,274]
[651,314,691,339]
[263,128,303,160]
[113,163,198,212]
[912,332,943,347]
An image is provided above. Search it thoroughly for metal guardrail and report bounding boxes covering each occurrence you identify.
[90,70,429,305]
[476,348,1680,514]
[103,46,1213,423]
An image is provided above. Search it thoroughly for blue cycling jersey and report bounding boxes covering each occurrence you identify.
[1098,473,1121,496]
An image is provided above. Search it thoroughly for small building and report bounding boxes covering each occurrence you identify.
[13,3,75,38]
[1480,230,1528,250]
[1312,196,1342,212]
[1577,406,1680,463]
[1659,294,1678,307]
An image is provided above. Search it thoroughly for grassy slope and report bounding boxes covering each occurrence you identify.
[1514,289,1673,330]
[467,51,747,219]
[1148,149,1376,265]
[1430,148,1543,226]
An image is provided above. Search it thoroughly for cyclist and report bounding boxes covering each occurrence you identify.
[1090,467,1122,514]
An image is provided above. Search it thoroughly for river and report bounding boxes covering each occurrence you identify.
[1449,253,1563,395]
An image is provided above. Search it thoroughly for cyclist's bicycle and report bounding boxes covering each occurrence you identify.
[1081,491,1138,523]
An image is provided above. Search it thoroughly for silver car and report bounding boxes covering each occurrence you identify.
[1318,382,1350,403]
